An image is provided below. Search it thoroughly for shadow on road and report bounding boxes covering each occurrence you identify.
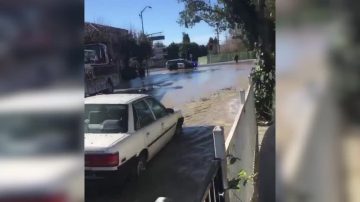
[85,126,217,202]
[258,124,275,202]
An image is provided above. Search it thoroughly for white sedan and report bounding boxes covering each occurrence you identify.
[84,94,184,180]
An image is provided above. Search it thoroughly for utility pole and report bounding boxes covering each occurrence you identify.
[139,6,152,34]
[216,22,220,53]
[139,6,152,76]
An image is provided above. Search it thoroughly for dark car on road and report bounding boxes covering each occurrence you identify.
[166,59,194,70]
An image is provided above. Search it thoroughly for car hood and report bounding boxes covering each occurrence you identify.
[84,133,129,152]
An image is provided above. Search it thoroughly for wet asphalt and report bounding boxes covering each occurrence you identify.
[86,61,255,201]
[115,61,254,108]
[85,126,216,202]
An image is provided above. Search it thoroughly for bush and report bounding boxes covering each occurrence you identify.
[250,50,275,123]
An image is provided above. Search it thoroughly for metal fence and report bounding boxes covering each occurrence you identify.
[198,51,256,65]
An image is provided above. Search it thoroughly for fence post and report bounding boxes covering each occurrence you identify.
[240,90,246,105]
[213,126,228,190]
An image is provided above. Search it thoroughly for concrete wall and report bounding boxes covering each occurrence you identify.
[198,56,208,65]
[225,84,258,202]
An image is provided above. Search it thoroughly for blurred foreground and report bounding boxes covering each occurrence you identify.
[277,0,360,201]
[0,1,83,201]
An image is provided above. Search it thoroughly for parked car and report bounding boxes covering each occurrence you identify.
[166,59,194,70]
[84,94,184,180]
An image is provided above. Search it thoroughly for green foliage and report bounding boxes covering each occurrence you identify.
[207,37,214,51]
[251,51,275,122]
[228,169,257,190]
[136,33,153,64]
[166,43,180,60]
[180,32,191,59]
[177,0,228,32]
[182,32,191,44]
[199,45,208,57]
[166,39,207,61]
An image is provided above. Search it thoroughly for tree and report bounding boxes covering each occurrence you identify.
[177,0,228,38]
[136,33,152,64]
[165,41,207,61]
[180,32,191,59]
[221,33,246,53]
[199,45,208,56]
[182,32,191,44]
[213,37,219,54]
[207,37,214,52]
[178,0,275,122]
[166,42,180,60]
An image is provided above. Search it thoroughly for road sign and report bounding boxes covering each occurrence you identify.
[149,35,165,41]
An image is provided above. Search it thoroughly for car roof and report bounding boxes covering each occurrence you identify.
[85,93,149,104]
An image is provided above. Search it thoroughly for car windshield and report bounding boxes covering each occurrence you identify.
[167,60,177,65]
[85,104,128,133]
[84,49,98,64]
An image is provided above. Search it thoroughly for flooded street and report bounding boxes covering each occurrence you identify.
[85,61,255,202]
[116,60,254,109]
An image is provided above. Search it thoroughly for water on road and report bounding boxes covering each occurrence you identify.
[116,61,254,108]
[86,61,255,202]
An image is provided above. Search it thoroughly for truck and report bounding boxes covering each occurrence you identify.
[85,43,120,97]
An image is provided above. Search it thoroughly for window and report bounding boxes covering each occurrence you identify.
[145,98,168,119]
[85,104,128,133]
[133,100,155,130]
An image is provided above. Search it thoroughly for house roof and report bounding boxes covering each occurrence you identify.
[84,22,128,35]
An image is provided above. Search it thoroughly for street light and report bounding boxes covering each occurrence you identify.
[139,6,152,34]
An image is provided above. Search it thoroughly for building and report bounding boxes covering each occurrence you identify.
[84,22,128,39]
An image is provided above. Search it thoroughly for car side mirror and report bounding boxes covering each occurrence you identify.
[166,108,174,114]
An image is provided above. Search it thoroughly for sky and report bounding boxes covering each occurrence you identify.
[85,0,226,46]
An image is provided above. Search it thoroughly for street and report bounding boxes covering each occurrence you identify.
[85,61,255,202]
[118,60,255,135]
[117,61,254,109]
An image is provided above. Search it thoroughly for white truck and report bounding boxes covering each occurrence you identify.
[85,43,120,96]
[84,94,184,180]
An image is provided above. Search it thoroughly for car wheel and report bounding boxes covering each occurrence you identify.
[175,118,184,135]
[135,154,147,177]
